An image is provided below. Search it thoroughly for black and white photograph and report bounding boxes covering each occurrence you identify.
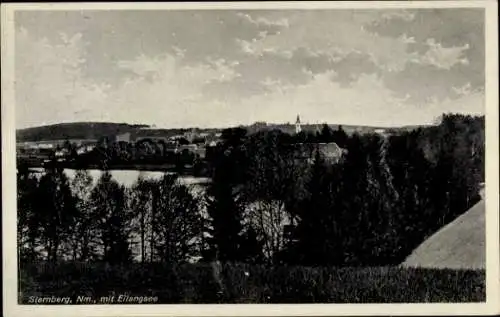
[2,1,499,316]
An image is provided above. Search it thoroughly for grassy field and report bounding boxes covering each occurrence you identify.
[19,262,485,304]
[403,200,485,270]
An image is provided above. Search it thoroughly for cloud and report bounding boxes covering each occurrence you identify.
[238,73,415,127]
[14,9,485,129]
[367,8,484,93]
[241,10,416,73]
[15,28,110,128]
[452,83,473,97]
[15,10,281,86]
[427,89,484,118]
[15,27,242,129]
[419,39,470,70]
[235,68,483,127]
[109,54,240,123]
[236,12,290,29]
[330,52,380,86]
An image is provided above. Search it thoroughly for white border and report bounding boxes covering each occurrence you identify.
[2,1,499,316]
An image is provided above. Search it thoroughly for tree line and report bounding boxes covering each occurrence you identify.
[17,113,484,267]
[53,138,202,172]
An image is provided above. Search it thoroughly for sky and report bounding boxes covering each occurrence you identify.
[14,8,485,129]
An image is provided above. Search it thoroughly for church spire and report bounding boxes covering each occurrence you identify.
[295,114,301,134]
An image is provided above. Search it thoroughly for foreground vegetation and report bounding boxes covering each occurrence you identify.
[17,113,485,302]
[19,262,485,303]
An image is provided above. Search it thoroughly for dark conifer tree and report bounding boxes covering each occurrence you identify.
[332,125,348,148]
[239,226,265,264]
[33,167,79,262]
[17,168,41,262]
[292,150,344,265]
[205,154,246,262]
[320,124,333,143]
[386,131,434,254]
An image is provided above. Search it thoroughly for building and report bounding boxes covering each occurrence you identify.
[135,136,169,143]
[168,134,185,141]
[54,148,70,157]
[207,140,220,147]
[293,142,345,164]
[76,144,95,155]
[178,144,198,152]
[184,128,199,143]
[17,141,57,150]
[115,132,131,143]
[317,142,346,163]
[295,115,302,134]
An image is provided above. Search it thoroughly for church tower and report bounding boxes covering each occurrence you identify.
[295,115,302,134]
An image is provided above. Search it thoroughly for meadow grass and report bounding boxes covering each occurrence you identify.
[19,261,485,304]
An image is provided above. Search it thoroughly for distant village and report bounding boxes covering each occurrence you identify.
[17,127,223,168]
[16,115,392,171]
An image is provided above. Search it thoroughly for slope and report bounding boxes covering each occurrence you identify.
[401,192,485,270]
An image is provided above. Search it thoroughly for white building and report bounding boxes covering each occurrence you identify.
[76,144,95,155]
[115,132,131,143]
[295,115,302,134]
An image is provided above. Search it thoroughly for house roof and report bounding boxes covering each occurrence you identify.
[293,142,345,160]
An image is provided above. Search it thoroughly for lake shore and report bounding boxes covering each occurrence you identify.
[19,159,210,176]
[25,167,212,188]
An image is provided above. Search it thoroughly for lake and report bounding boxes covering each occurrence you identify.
[26,168,211,192]
[22,168,211,262]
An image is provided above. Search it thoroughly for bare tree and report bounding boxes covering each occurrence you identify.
[65,169,98,261]
[90,172,133,264]
[245,200,290,262]
[151,174,204,263]
[129,176,154,263]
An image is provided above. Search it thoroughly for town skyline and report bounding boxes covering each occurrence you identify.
[15,8,484,130]
[15,114,438,132]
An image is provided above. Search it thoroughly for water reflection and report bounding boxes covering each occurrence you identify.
[26,168,211,188]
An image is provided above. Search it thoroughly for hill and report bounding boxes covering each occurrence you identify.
[17,121,426,143]
[401,189,485,270]
[17,122,147,142]
[16,122,201,142]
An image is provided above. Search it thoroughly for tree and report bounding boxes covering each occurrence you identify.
[33,167,79,262]
[333,134,375,265]
[205,163,246,262]
[245,199,290,263]
[90,172,133,264]
[136,139,156,162]
[387,131,434,254]
[151,174,204,263]
[319,124,333,143]
[243,130,301,263]
[239,226,265,264]
[211,127,250,185]
[362,134,402,263]
[129,176,154,263]
[291,149,344,265]
[68,170,97,261]
[17,168,40,262]
[245,131,293,198]
[178,137,190,145]
[332,125,348,148]
[294,131,308,144]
